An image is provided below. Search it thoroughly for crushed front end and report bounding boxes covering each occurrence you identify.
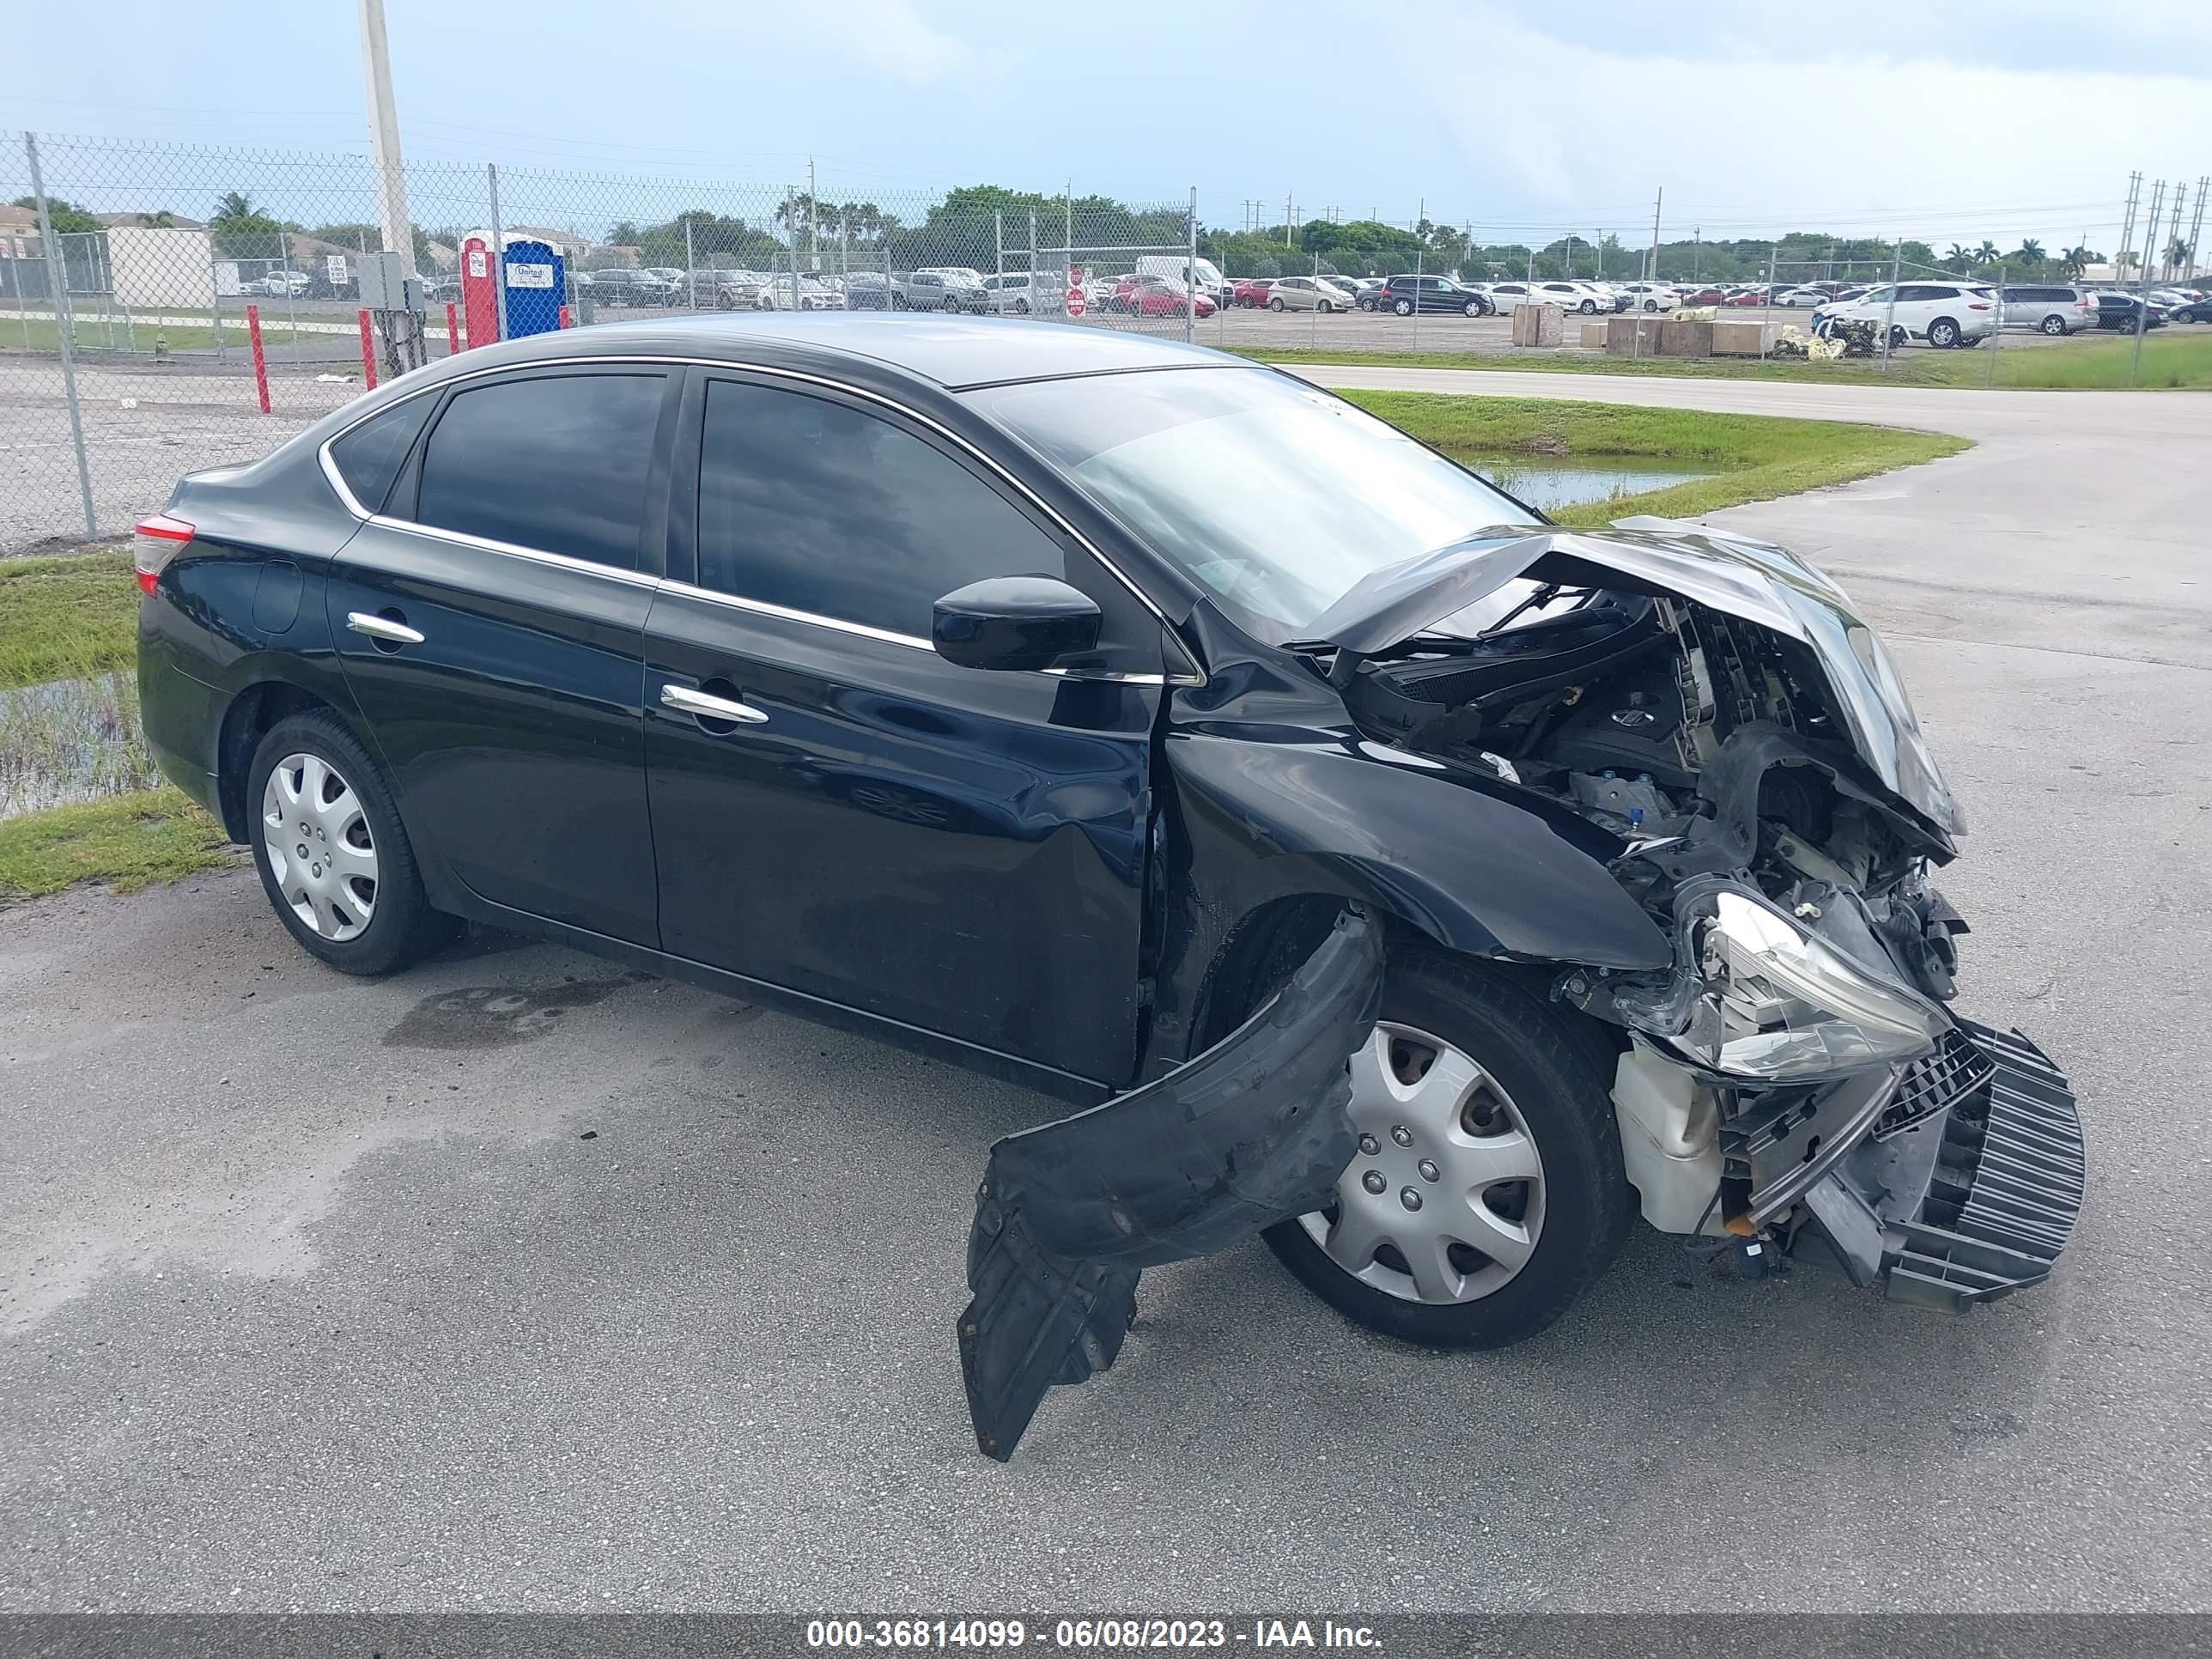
[1319,520,2087,1307]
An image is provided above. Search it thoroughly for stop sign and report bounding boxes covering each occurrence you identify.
[1066,266,1085,317]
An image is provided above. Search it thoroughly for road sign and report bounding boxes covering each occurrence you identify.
[1066,265,1085,318]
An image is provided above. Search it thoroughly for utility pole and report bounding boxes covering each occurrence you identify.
[1692,225,1700,281]
[1647,187,1662,286]
[1285,194,1294,247]
[2131,178,2165,386]
[807,157,817,270]
[2186,178,2209,281]
[357,0,416,273]
[2117,172,2142,282]
[2164,184,2188,280]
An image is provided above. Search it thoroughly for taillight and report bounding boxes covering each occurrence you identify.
[1967,302,1990,309]
[133,513,193,596]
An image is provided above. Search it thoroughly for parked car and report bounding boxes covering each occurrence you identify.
[1576,283,1628,313]
[1997,284,2098,335]
[1379,274,1492,316]
[2088,292,2166,331]
[1677,287,1728,307]
[1773,287,1829,308]
[1115,274,1214,318]
[1266,275,1356,313]
[1723,287,1771,307]
[248,270,312,298]
[419,275,463,305]
[1231,277,1275,308]
[1522,280,1600,313]
[1611,283,1679,313]
[135,315,2085,1455]
[1134,255,1231,310]
[577,269,665,307]
[978,272,1036,314]
[1812,282,1998,348]
[894,270,986,313]
[2165,293,2212,323]
[704,270,774,310]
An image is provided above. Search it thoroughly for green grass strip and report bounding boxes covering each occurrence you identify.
[0,787,234,898]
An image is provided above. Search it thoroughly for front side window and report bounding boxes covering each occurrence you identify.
[696,380,1067,638]
[969,368,1539,643]
[413,373,665,569]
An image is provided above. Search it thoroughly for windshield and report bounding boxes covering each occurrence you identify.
[967,368,1541,641]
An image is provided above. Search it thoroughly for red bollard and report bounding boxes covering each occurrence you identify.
[446,301,461,356]
[558,304,573,329]
[356,308,379,391]
[246,302,271,414]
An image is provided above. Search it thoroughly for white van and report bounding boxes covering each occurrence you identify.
[1134,255,1229,307]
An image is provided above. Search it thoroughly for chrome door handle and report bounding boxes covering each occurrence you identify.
[660,683,769,725]
[346,611,424,645]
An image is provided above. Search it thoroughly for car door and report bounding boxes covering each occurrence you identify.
[325,364,677,945]
[642,369,1173,1089]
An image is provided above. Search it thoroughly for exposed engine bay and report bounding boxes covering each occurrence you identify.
[1307,522,2082,1304]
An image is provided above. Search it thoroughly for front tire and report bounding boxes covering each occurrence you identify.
[248,712,454,977]
[1463,300,1481,316]
[1928,316,1961,348]
[1262,947,1630,1349]
[1393,297,1413,316]
[2040,313,2065,335]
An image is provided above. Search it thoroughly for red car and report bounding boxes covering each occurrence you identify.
[1113,274,1216,318]
[1724,287,1771,307]
[1231,276,1274,308]
[1679,287,1727,307]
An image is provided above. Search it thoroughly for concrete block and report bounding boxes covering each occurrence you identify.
[1510,303,1564,346]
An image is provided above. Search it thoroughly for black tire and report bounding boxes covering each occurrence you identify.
[1644,300,1660,312]
[1318,299,1333,313]
[2039,313,2065,335]
[1463,300,1481,316]
[1927,316,1960,348]
[1579,298,1597,313]
[1269,295,1285,312]
[1262,946,1632,1350]
[247,711,455,977]
[1393,297,1413,316]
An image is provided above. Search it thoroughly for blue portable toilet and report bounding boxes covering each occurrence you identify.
[501,239,567,337]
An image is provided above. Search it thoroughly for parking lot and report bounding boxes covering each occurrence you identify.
[3,371,2206,1612]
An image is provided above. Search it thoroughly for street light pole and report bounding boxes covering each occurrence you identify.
[357,0,416,275]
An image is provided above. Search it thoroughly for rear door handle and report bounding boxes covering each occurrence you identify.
[660,683,769,725]
[346,611,424,645]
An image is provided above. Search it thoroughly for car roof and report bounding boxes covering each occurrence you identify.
[410,313,1232,392]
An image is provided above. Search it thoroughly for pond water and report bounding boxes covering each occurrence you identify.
[0,672,163,821]
[1472,457,1722,514]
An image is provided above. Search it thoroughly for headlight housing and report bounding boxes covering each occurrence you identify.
[1620,881,1948,1081]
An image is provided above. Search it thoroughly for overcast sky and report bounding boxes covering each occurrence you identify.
[14,0,2211,252]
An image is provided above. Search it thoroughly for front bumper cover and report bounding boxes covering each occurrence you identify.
[1802,1019,2086,1310]
[957,909,1383,1461]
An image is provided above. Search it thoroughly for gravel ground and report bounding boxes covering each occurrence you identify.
[1,377,2206,1613]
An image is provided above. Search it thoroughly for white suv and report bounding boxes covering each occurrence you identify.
[1612,282,1679,313]
[1813,281,1998,349]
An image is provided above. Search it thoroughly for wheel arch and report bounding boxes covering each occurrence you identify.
[215,678,356,842]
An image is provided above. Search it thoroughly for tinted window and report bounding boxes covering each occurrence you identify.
[329,395,434,514]
[696,380,1066,637]
[414,373,665,569]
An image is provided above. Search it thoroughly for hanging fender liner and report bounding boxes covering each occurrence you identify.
[957,908,1384,1461]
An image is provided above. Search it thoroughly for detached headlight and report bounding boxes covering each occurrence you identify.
[1663,885,1946,1080]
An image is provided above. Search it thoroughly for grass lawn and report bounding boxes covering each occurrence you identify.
[0,787,233,898]
[0,315,333,355]
[1238,327,2212,391]
[1340,392,1970,526]
[0,545,138,688]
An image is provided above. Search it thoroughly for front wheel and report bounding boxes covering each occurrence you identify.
[1393,298,1413,316]
[1318,299,1333,313]
[1463,300,1481,316]
[248,711,455,976]
[1579,299,1597,313]
[2040,314,2065,335]
[1263,948,1630,1349]
[1927,316,1961,348]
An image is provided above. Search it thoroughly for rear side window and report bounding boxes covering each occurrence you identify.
[327,395,434,514]
[413,373,665,569]
[695,379,1066,637]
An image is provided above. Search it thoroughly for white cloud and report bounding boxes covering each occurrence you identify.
[1401,15,2212,246]
[813,0,981,84]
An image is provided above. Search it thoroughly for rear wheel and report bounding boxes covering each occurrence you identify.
[1927,316,1961,348]
[2039,313,2066,335]
[1262,948,1630,1349]
[1269,295,1285,311]
[1393,297,1413,316]
[248,712,454,977]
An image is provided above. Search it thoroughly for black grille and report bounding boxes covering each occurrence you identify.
[1872,1025,1997,1141]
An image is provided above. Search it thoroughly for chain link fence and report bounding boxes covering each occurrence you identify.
[1,131,1226,551]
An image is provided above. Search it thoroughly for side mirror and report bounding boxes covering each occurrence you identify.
[932,576,1102,673]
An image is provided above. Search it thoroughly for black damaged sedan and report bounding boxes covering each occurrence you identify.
[137,316,2084,1456]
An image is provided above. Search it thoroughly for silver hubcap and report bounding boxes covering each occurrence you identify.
[1299,1022,1546,1304]
[261,752,378,942]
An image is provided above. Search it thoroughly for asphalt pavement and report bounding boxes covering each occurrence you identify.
[2,374,2208,1612]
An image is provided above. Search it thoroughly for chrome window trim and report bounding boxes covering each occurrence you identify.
[316,352,1188,629]
[368,513,662,587]
[656,576,933,652]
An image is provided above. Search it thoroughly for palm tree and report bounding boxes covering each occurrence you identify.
[2060,246,2092,279]
[2166,237,2192,279]
[2013,238,2045,271]
[1944,243,1972,274]
[214,191,257,223]
[1973,240,2002,270]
